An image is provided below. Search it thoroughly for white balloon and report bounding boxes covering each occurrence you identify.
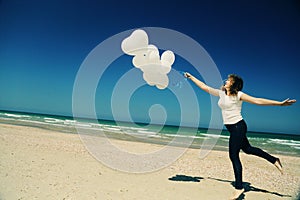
[142,70,168,90]
[147,45,160,64]
[132,52,148,68]
[139,64,169,90]
[155,75,169,90]
[121,29,149,55]
[161,50,175,66]
[147,44,159,53]
[132,46,160,68]
[121,29,176,90]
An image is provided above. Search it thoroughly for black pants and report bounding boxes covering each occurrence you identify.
[225,120,277,189]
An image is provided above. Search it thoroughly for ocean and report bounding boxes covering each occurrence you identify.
[0,110,299,157]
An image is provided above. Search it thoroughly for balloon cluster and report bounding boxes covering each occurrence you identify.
[121,29,175,89]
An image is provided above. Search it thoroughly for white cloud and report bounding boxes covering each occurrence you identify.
[121,29,175,89]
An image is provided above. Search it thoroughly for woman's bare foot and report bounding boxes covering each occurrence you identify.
[274,158,283,174]
[230,188,244,200]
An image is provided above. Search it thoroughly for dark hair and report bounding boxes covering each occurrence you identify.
[225,74,243,95]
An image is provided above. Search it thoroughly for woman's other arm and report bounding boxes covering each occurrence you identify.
[240,93,296,106]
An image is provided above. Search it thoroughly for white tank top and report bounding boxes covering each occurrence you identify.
[218,90,244,125]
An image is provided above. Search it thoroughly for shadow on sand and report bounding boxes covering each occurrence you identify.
[168,174,204,182]
[207,177,292,199]
[168,175,292,199]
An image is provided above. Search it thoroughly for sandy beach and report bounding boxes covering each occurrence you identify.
[0,123,299,200]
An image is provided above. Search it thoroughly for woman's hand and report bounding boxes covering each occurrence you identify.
[280,98,296,106]
[184,72,192,79]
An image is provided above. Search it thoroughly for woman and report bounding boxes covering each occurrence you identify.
[184,72,296,200]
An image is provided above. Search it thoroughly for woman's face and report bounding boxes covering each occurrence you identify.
[224,78,233,89]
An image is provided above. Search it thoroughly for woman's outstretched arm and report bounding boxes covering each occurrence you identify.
[240,93,296,106]
[184,72,219,97]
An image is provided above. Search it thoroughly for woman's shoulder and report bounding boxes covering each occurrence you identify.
[218,89,225,95]
[237,91,244,100]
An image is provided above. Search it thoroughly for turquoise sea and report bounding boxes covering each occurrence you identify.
[0,110,299,157]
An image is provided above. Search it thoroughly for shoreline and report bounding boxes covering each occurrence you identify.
[1,109,299,137]
[0,123,299,199]
[1,119,299,158]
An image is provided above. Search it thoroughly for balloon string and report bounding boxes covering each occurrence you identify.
[178,70,188,81]
[171,70,188,88]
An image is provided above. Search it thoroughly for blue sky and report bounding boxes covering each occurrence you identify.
[0,0,299,134]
